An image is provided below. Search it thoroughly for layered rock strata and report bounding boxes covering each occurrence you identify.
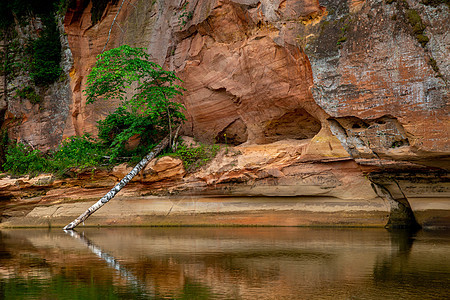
[0,0,448,228]
[1,138,448,228]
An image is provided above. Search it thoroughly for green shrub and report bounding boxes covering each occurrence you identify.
[0,130,8,170]
[169,143,220,171]
[96,106,161,161]
[50,134,106,171]
[2,135,108,176]
[3,143,50,175]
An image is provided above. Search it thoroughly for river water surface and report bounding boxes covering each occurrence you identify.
[0,227,449,299]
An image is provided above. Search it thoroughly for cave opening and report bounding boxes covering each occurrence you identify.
[262,108,321,143]
[215,118,248,145]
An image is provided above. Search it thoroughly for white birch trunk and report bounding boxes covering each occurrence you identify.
[63,135,170,230]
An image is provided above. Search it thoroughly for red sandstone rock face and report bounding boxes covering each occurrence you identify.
[304,0,449,155]
[0,0,447,161]
[173,0,331,144]
[180,32,325,144]
[63,1,126,137]
[62,0,448,162]
[63,0,330,146]
[112,156,186,183]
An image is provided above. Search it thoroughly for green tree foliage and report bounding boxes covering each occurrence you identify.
[0,130,9,170]
[30,16,62,85]
[2,45,189,176]
[85,45,186,160]
[0,0,63,86]
[96,106,158,160]
[0,0,60,29]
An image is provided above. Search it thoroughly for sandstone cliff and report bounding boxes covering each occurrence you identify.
[0,0,449,228]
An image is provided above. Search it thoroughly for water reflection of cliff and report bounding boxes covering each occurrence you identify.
[0,228,449,299]
[372,229,450,298]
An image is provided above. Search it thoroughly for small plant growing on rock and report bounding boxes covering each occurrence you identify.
[178,2,193,29]
[337,22,350,47]
[168,142,220,172]
[14,86,41,104]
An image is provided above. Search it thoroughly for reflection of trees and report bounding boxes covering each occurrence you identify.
[0,230,51,278]
[9,228,447,299]
[65,229,336,299]
[65,230,217,299]
[0,230,151,299]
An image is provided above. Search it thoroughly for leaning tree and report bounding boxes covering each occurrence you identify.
[64,45,185,230]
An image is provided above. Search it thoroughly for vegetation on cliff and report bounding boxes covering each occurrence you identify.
[0,0,63,86]
[167,143,221,172]
[3,134,105,176]
[85,45,186,160]
[2,45,190,176]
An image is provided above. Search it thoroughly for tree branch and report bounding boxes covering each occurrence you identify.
[101,0,127,54]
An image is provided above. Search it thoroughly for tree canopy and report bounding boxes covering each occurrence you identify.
[85,45,185,159]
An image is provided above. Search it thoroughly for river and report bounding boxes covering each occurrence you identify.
[0,227,449,299]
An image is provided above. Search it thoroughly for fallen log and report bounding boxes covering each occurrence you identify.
[63,135,170,230]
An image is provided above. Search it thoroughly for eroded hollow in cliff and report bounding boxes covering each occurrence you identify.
[263,108,321,143]
[331,115,410,151]
[215,118,248,145]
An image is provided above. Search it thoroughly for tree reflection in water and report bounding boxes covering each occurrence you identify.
[64,229,215,300]
[64,230,152,296]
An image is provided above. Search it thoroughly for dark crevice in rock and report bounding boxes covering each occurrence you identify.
[370,181,420,229]
[263,108,321,143]
[216,118,248,145]
[367,169,450,229]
